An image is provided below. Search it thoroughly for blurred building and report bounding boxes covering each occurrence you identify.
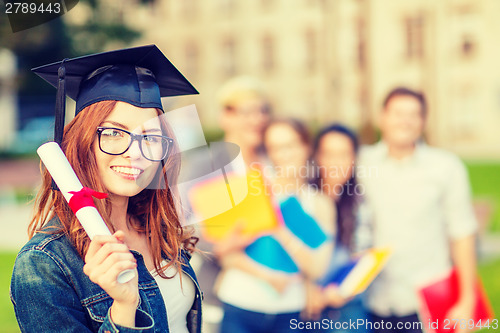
[65,0,500,158]
[0,49,17,150]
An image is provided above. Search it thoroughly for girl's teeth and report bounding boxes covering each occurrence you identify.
[112,167,141,175]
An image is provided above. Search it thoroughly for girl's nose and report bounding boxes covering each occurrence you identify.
[124,139,143,159]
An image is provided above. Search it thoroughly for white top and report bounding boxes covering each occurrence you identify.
[150,263,196,333]
[217,269,305,313]
[357,142,478,316]
[217,185,334,313]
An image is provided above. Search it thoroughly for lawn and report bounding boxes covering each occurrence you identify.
[0,252,21,333]
[466,162,500,232]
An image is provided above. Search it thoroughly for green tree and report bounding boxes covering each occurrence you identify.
[0,0,141,96]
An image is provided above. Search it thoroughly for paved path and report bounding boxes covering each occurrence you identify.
[0,203,31,252]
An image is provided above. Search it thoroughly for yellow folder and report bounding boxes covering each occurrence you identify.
[339,248,392,297]
[188,167,280,242]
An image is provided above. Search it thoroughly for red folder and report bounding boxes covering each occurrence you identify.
[418,268,494,333]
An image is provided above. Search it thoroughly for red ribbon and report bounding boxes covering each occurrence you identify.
[68,187,108,214]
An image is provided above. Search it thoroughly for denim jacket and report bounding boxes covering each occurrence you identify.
[10,218,202,333]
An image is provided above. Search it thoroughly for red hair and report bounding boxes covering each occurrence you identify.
[29,100,196,278]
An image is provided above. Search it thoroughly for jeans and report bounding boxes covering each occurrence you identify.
[220,303,302,333]
[304,297,370,333]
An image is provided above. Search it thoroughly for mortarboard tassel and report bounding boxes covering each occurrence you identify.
[54,59,67,145]
[51,59,68,191]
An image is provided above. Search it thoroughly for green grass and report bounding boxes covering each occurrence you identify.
[0,252,19,333]
[478,257,500,332]
[466,162,500,232]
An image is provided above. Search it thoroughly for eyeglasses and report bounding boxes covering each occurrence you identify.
[228,104,271,118]
[96,127,174,161]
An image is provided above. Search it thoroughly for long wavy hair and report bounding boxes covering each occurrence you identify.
[29,100,196,278]
[311,123,359,251]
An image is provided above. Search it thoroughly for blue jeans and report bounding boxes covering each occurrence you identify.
[306,298,370,333]
[220,303,302,333]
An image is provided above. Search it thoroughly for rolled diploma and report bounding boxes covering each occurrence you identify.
[37,142,135,283]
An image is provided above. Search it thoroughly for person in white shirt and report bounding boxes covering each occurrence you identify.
[191,76,272,332]
[357,87,478,333]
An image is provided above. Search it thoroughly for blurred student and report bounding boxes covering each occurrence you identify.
[358,87,478,333]
[304,124,371,332]
[191,76,271,332]
[216,118,334,333]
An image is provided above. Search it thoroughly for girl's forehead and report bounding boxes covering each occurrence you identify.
[103,102,162,130]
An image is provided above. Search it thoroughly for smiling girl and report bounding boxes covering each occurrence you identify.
[10,45,202,333]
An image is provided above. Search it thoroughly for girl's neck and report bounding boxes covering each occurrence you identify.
[322,180,343,202]
[274,173,305,196]
[109,195,130,231]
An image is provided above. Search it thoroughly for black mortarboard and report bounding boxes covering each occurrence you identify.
[32,44,198,145]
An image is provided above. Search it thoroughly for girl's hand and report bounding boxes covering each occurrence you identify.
[324,284,352,308]
[266,272,294,294]
[213,220,254,257]
[302,282,326,320]
[444,297,475,333]
[83,231,139,327]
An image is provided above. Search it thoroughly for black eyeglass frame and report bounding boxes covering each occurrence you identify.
[96,126,174,162]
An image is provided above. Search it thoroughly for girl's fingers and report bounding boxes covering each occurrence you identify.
[97,260,138,288]
[100,252,136,272]
[85,235,121,261]
[89,242,130,265]
[113,230,126,242]
[83,232,133,279]
[84,252,135,282]
[84,242,131,276]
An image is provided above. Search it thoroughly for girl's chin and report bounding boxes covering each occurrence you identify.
[107,185,144,198]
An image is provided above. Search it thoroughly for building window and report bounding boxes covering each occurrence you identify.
[221,38,236,76]
[451,10,478,59]
[461,34,475,57]
[304,29,317,72]
[405,14,424,59]
[262,35,275,72]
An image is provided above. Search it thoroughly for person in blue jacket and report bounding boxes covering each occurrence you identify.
[10,45,202,332]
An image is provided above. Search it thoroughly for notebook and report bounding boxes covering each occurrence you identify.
[245,196,329,272]
[321,248,391,297]
[189,167,279,242]
[418,268,494,333]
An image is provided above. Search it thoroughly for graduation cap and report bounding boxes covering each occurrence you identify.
[32,44,198,146]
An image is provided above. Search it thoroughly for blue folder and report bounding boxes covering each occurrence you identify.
[245,196,328,273]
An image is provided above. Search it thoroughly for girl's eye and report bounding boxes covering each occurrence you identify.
[102,129,124,137]
[144,135,160,143]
